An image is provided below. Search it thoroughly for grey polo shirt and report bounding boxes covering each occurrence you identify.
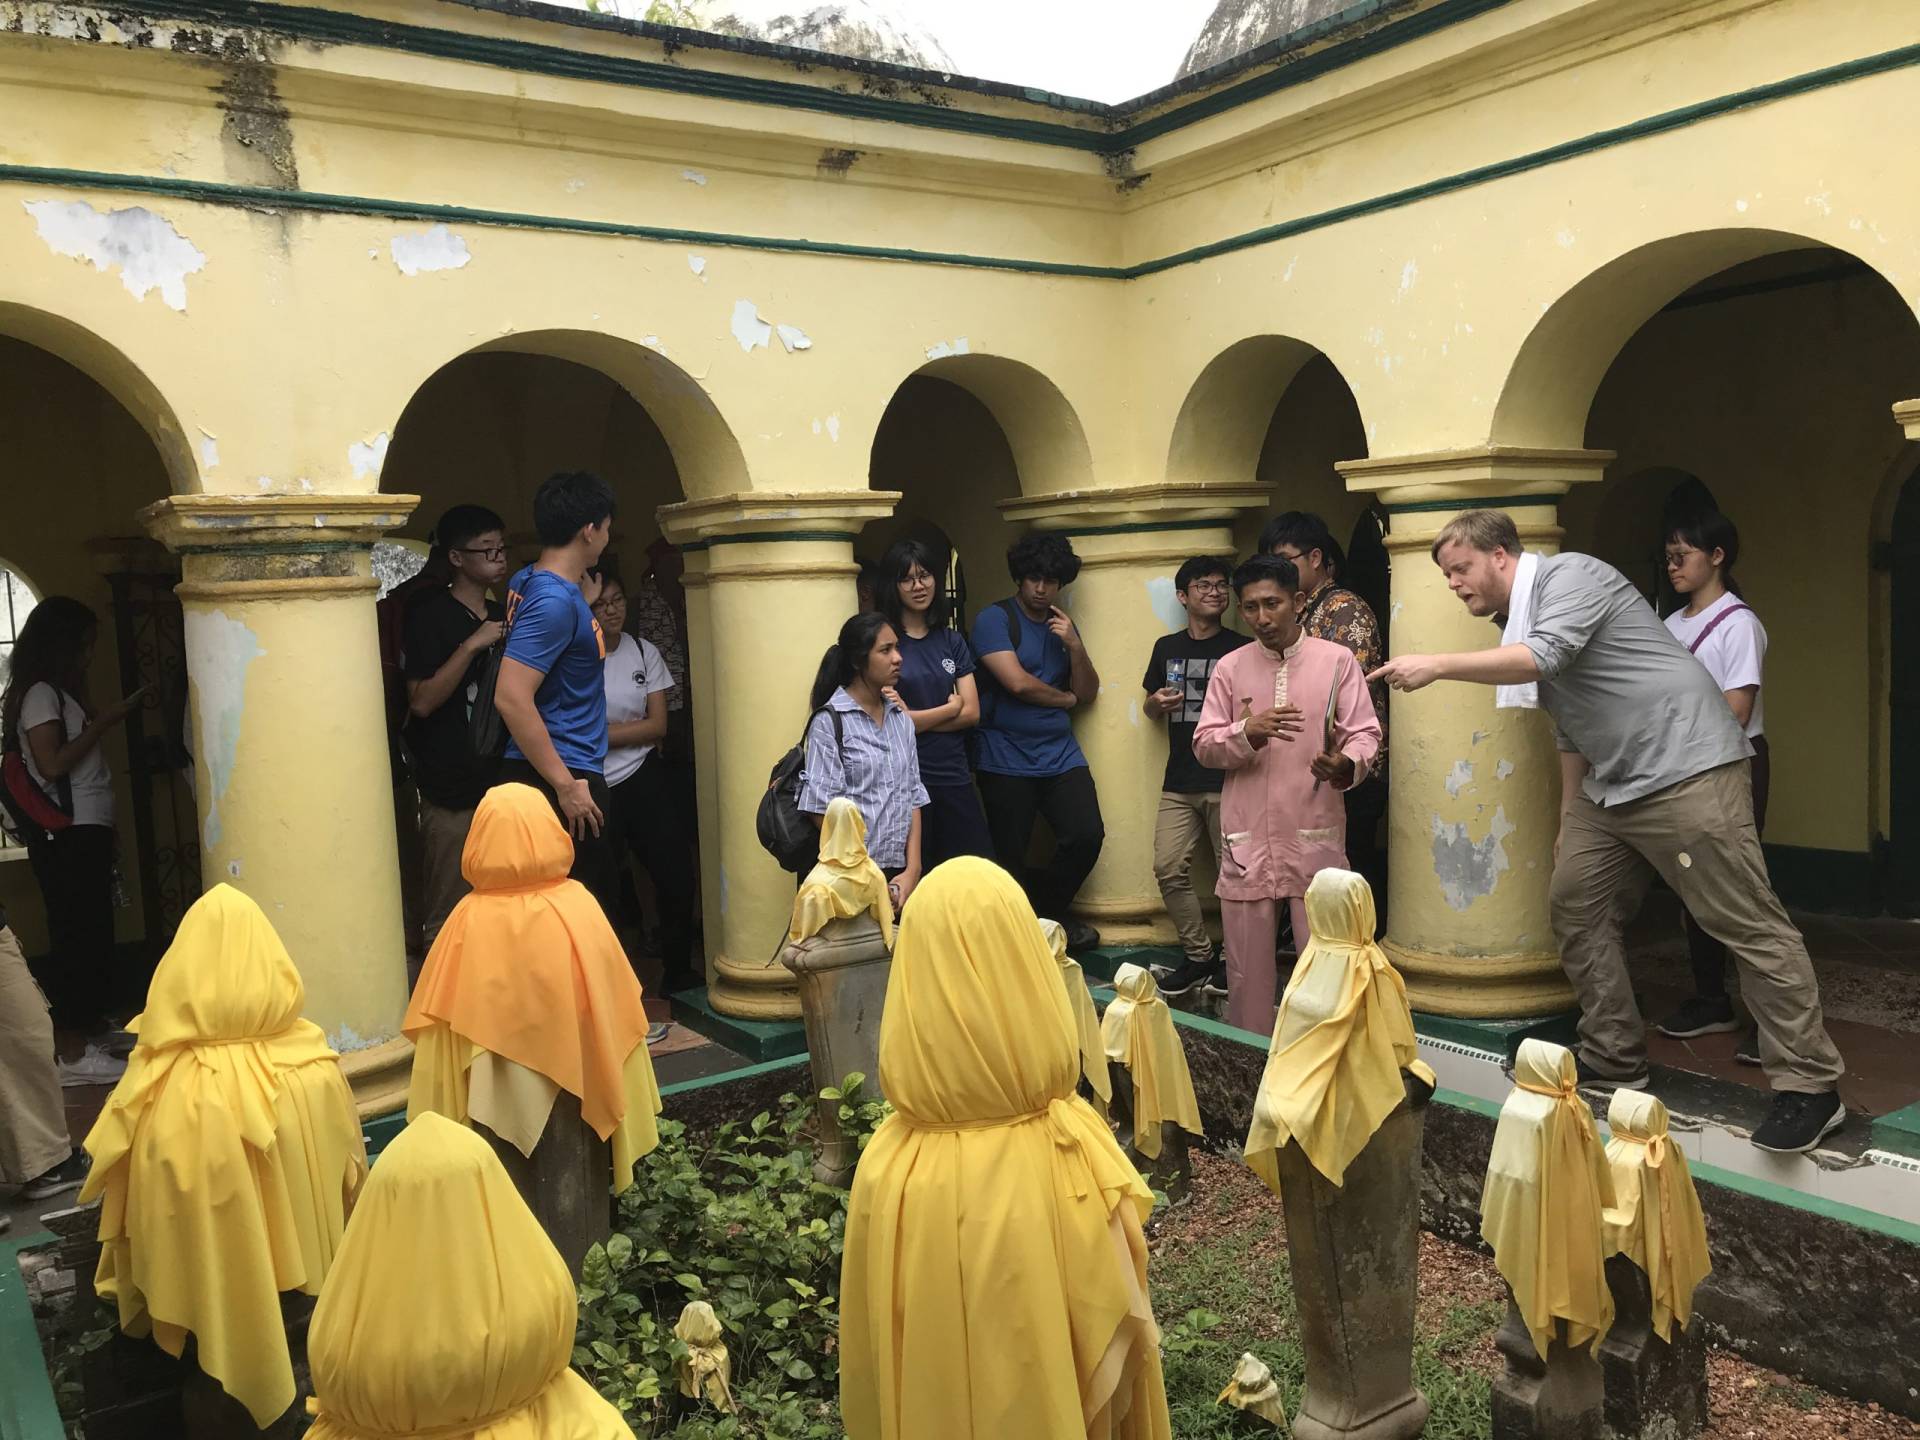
[1517,552,1752,807]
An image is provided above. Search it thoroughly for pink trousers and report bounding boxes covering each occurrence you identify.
[1220,896,1310,1037]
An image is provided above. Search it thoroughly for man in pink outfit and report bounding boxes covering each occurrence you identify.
[1193,554,1382,1034]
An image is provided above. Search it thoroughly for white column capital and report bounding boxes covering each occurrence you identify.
[1338,447,1613,511]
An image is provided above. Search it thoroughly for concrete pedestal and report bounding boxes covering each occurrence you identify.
[1598,1254,1708,1440]
[1104,1058,1192,1201]
[781,914,891,1186]
[1273,1074,1431,1440]
[478,1089,610,1280]
[1492,1303,1604,1440]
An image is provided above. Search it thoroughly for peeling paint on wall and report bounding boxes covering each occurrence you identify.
[925,337,970,360]
[1145,576,1184,632]
[1495,758,1514,781]
[1470,729,1488,745]
[775,323,813,353]
[349,432,390,481]
[688,254,708,278]
[1444,759,1473,798]
[199,431,220,470]
[730,299,771,352]
[185,608,265,850]
[389,223,470,276]
[682,168,709,186]
[811,413,842,441]
[25,199,206,309]
[1430,805,1515,911]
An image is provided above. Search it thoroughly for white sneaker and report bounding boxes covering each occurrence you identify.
[57,1044,127,1088]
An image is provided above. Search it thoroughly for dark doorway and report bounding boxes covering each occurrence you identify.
[1887,463,1920,914]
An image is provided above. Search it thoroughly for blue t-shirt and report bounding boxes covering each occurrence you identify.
[969,599,1086,778]
[895,627,976,787]
[502,566,609,774]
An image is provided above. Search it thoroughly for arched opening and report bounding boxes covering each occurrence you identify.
[382,335,729,986]
[0,329,196,1037]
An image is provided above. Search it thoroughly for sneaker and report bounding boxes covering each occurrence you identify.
[1655,995,1740,1039]
[644,1022,673,1046]
[57,1044,127,1088]
[21,1150,88,1201]
[1158,957,1225,998]
[1751,1089,1844,1154]
[1063,920,1102,953]
[1733,1028,1762,1067]
[1574,1055,1650,1090]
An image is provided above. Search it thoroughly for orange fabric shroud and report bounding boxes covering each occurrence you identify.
[403,784,658,1172]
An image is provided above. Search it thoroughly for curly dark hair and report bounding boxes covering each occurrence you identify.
[1005,532,1081,587]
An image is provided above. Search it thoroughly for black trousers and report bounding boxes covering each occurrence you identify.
[1344,778,1389,935]
[976,766,1104,926]
[920,780,996,871]
[606,754,699,989]
[28,823,116,1028]
[494,761,621,925]
[1685,736,1770,998]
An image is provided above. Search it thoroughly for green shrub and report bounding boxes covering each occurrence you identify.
[574,1075,888,1438]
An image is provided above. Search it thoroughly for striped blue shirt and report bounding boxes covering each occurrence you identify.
[797,687,930,869]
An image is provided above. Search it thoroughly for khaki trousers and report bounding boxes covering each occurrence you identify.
[0,924,71,1184]
[418,798,478,956]
[1153,790,1222,966]
[1551,761,1843,1093]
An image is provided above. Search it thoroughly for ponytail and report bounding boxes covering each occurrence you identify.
[809,612,892,712]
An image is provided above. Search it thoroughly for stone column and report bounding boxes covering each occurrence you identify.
[997,483,1270,946]
[1896,399,1920,440]
[1336,450,1609,1018]
[141,494,419,1115]
[659,490,899,1020]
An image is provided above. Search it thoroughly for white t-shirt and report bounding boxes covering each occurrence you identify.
[602,633,674,786]
[18,682,115,826]
[1664,593,1766,739]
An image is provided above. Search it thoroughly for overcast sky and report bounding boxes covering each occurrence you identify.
[556,1,1218,103]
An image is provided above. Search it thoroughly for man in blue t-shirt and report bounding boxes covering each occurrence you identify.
[970,533,1104,950]
[493,470,619,916]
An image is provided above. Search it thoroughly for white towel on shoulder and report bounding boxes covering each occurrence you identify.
[1496,552,1542,710]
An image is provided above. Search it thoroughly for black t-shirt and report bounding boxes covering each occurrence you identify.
[1142,628,1250,793]
[402,587,506,808]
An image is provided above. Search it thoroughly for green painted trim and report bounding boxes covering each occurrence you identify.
[668,985,809,1062]
[1869,1101,1920,1162]
[1412,1009,1578,1059]
[361,1107,406,1158]
[4,40,1916,284]
[681,530,857,552]
[1054,518,1235,539]
[1382,495,1563,515]
[659,1052,810,1098]
[1,1228,61,1440]
[1688,1153,1920,1248]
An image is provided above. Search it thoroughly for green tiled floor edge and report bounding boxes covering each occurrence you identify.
[1870,1101,1920,1161]
[1,1227,61,1440]
[669,986,808,1062]
[1410,1010,1579,1061]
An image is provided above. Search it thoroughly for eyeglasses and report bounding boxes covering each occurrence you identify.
[591,596,626,612]
[455,545,507,561]
[1663,548,1700,567]
[1185,581,1230,594]
[1273,549,1314,566]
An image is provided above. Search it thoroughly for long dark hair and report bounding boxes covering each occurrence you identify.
[877,539,950,635]
[1666,508,1743,599]
[809,612,892,711]
[1,596,98,745]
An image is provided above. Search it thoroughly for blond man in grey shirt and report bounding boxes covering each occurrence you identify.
[1371,509,1843,1155]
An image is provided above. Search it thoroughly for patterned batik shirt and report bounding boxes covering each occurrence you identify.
[1300,582,1388,778]
[628,574,689,713]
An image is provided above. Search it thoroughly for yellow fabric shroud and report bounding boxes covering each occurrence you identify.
[78,884,367,1428]
[840,857,1172,1440]
[790,797,896,947]
[673,1300,735,1412]
[1040,918,1111,1109]
[1243,869,1436,1192]
[1480,1039,1617,1359]
[403,784,660,1194]
[1603,1090,1712,1342]
[1100,963,1203,1161]
[305,1112,634,1440]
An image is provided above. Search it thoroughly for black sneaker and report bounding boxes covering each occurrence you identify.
[1158,957,1221,998]
[1574,1055,1650,1090]
[1751,1090,1844,1154]
[22,1149,89,1201]
[1064,920,1102,952]
[1734,1028,1762,1067]
[1655,995,1740,1039]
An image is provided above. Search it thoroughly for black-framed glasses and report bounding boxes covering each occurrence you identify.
[456,545,507,561]
[1663,547,1701,567]
[591,595,627,612]
[1186,580,1230,594]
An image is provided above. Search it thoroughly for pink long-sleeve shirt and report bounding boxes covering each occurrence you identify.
[1191,634,1382,901]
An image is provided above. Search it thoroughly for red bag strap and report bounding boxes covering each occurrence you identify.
[1685,602,1753,655]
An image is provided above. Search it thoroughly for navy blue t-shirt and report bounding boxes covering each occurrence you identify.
[969,599,1086,778]
[895,627,976,787]
[502,566,609,774]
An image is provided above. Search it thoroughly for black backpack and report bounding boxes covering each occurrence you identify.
[467,592,519,763]
[967,598,1024,766]
[758,707,846,873]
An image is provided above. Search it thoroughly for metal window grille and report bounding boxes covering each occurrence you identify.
[0,567,41,852]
